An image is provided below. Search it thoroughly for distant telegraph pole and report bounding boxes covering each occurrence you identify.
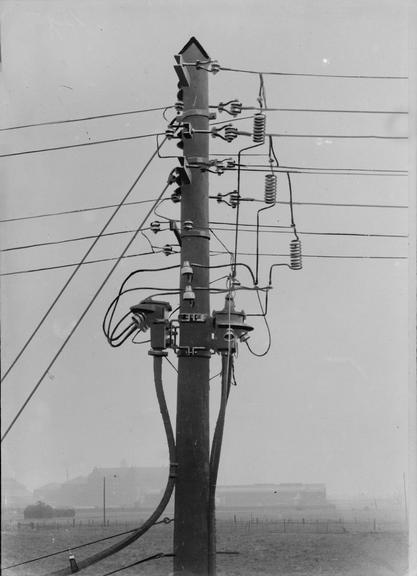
[173,37,211,576]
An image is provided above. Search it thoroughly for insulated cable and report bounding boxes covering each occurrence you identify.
[44,355,176,576]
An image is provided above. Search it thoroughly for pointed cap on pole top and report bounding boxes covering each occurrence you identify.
[179,36,210,59]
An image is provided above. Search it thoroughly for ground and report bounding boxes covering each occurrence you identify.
[1,515,409,576]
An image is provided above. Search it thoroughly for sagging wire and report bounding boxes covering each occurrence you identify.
[268,136,302,270]
[254,138,278,284]
[245,288,272,358]
[232,74,268,278]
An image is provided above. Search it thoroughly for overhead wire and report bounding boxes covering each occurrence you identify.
[1,138,167,383]
[0,132,165,159]
[1,180,170,442]
[0,197,408,226]
[238,105,408,115]
[215,64,408,80]
[0,106,174,132]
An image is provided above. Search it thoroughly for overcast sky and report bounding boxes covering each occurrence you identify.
[1,0,415,499]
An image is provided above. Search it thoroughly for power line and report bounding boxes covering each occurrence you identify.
[239,105,408,115]
[0,139,166,383]
[216,65,408,80]
[0,197,408,225]
[267,132,407,140]
[0,132,164,159]
[222,166,407,177]
[211,250,407,260]
[0,198,159,224]
[0,106,173,132]
[1,182,170,443]
[1,223,407,254]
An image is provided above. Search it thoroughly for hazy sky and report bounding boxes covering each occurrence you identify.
[1,0,414,498]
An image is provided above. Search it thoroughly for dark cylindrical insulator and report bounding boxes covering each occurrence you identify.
[290,238,302,270]
[253,112,266,144]
[264,174,277,204]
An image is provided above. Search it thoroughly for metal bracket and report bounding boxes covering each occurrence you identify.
[177,109,217,122]
[174,54,190,87]
[179,313,208,323]
[181,229,210,240]
[176,346,211,358]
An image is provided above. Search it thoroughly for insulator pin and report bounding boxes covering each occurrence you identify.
[174,101,184,113]
[264,174,277,204]
[171,188,181,203]
[165,125,176,140]
[290,238,302,270]
[163,244,174,256]
[253,112,266,144]
[150,221,161,233]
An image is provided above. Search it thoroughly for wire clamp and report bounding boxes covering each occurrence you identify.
[176,346,211,358]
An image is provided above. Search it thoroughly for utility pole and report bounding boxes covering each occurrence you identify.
[174,37,212,576]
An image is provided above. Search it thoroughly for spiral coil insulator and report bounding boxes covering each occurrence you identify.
[290,238,302,270]
[264,174,277,204]
[230,101,243,116]
[253,112,266,144]
[230,191,239,208]
[224,125,238,143]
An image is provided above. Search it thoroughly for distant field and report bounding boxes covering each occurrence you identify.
[1,514,409,576]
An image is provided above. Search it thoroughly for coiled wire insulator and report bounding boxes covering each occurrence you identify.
[230,191,239,208]
[230,101,242,116]
[224,125,238,142]
[253,112,266,144]
[264,174,277,204]
[290,238,302,270]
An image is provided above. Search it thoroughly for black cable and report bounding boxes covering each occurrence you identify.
[217,65,408,80]
[210,250,407,260]
[245,290,272,357]
[1,182,170,442]
[233,139,265,277]
[2,527,142,571]
[99,553,173,576]
[1,223,407,256]
[1,139,167,383]
[0,196,405,227]
[0,227,157,253]
[222,165,407,177]
[239,105,408,115]
[0,198,160,224]
[0,250,165,277]
[0,106,173,132]
[267,132,407,140]
[0,132,165,159]
[208,352,234,575]
[44,355,176,576]
[211,225,407,239]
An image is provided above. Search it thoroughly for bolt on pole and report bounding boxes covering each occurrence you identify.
[173,37,212,576]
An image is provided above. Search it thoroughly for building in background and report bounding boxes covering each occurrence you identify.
[34,466,167,508]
